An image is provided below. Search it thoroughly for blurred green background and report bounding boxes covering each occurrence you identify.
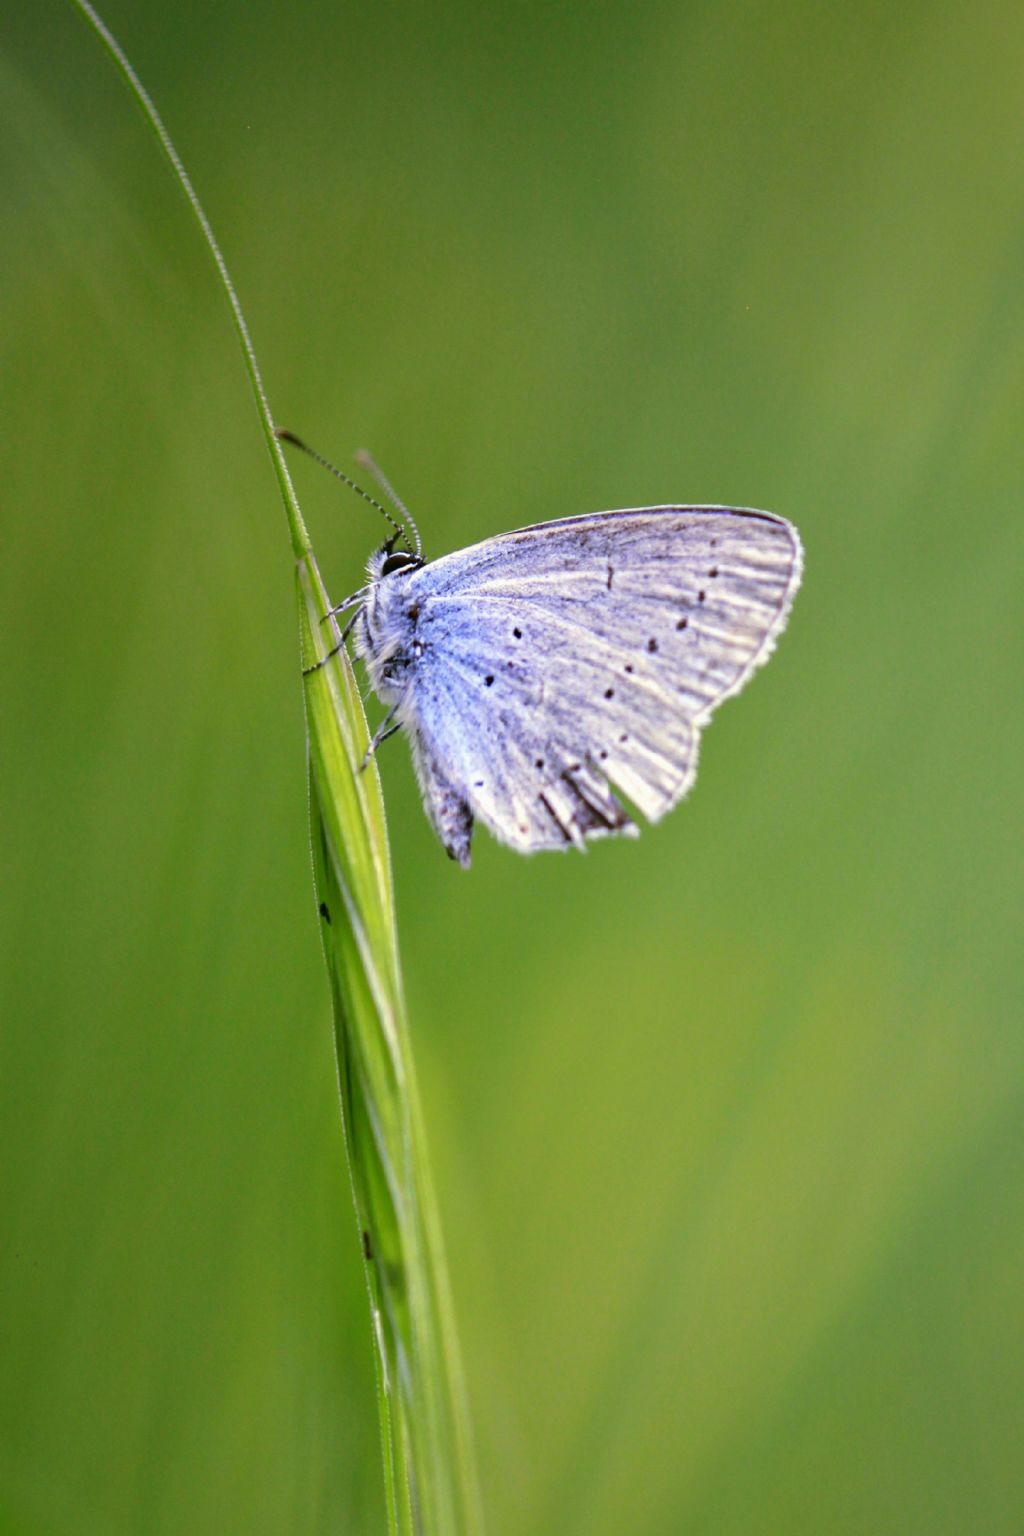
[2,1,1022,1532]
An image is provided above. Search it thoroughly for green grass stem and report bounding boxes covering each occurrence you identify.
[71,4,483,1530]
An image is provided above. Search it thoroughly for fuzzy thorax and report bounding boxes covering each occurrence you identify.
[355,555,424,706]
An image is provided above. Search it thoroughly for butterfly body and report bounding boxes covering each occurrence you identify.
[351,505,802,867]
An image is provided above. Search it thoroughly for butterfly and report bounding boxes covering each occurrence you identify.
[279,431,803,867]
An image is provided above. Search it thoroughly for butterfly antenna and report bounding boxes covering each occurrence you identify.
[355,449,422,559]
[274,429,415,554]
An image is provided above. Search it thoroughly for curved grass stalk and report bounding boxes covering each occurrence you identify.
[70,5,482,1530]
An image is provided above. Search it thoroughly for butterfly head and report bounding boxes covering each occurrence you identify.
[368,535,424,583]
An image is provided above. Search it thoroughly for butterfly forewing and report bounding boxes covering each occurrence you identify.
[398,507,802,860]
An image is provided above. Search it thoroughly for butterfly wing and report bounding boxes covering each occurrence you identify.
[399,506,802,863]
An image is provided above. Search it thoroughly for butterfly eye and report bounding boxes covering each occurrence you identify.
[381,551,419,576]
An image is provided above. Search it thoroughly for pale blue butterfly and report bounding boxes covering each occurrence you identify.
[280,431,803,867]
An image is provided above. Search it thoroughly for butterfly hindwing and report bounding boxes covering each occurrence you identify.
[395,507,802,862]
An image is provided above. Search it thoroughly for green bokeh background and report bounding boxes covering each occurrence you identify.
[2,2,1022,1532]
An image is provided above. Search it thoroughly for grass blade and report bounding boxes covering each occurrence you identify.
[300,568,483,1535]
[71,4,483,1529]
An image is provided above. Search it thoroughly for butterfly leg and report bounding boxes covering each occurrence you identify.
[302,605,364,677]
[359,705,402,772]
[321,586,369,623]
